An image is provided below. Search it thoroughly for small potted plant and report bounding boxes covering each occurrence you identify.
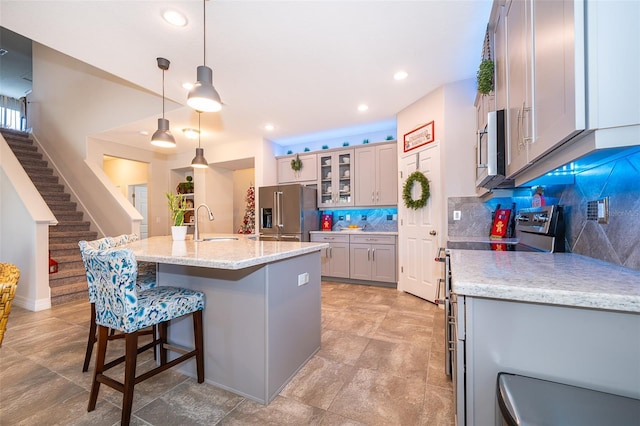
[477,59,495,95]
[166,192,188,241]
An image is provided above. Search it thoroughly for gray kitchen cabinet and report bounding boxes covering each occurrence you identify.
[354,142,398,207]
[310,233,350,278]
[349,234,396,283]
[317,149,354,208]
[277,153,317,184]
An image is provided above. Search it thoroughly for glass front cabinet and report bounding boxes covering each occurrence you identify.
[317,149,354,208]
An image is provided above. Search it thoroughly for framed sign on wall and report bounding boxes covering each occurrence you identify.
[403,121,434,152]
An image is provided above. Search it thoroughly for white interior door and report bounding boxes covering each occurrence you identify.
[130,184,148,239]
[398,143,442,303]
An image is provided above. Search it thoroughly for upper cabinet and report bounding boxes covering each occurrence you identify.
[317,149,354,208]
[489,0,639,183]
[277,153,317,184]
[354,142,398,206]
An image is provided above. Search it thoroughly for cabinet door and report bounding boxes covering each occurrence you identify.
[317,150,354,208]
[354,147,376,206]
[529,0,584,162]
[505,0,533,177]
[277,154,317,184]
[375,144,398,206]
[319,245,331,276]
[493,5,507,112]
[371,244,397,283]
[329,242,350,278]
[349,243,372,281]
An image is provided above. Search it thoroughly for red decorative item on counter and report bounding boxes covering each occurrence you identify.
[490,209,512,239]
[321,214,333,231]
[49,251,58,274]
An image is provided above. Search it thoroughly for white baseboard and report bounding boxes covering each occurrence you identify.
[13,294,51,312]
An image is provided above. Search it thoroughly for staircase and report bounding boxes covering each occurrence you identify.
[2,129,97,305]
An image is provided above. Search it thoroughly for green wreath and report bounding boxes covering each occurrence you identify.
[290,154,302,172]
[402,171,430,210]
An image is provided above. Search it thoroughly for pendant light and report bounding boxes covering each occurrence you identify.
[187,0,222,112]
[191,112,209,168]
[151,57,176,148]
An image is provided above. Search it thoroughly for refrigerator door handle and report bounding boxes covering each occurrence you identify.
[276,191,284,227]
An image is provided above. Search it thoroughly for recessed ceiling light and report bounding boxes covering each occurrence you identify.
[182,82,194,91]
[264,124,275,131]
[182,128,199,139]
[394,71,408,80]
[358,104,369,112]
[162,10,187,27]
[139,130,149,136]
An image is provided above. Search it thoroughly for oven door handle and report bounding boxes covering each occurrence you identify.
[435,246,446,262]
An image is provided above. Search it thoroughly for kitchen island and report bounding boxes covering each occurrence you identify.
[450,250,640,425]
[125,235,328,404]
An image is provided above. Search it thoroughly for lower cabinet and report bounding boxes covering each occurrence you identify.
[310,233,350,279]
[311,233,397,283]
[349,235,397,283]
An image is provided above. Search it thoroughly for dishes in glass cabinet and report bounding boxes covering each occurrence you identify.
[341,157,350,164]
[343,170,350,178]
[324,159,331,166]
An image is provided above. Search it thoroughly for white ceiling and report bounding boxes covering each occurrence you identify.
[0,0,492,154]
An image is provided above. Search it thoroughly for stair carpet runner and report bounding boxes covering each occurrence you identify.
[1,129,97,305]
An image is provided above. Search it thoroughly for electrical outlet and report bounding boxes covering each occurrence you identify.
[346,214,350,221]
[297,272,309,286]
[453,210,462,221]
[587,197,609,224]
[393,214,398,220]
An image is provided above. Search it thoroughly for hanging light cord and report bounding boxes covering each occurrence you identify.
[161,68,166,118]
[202,0,207,66]
[198,113,201,148]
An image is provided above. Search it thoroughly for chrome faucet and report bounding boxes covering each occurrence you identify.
[194,203,215,242]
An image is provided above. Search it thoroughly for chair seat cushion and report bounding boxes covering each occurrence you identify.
[98,286,205,333]
[136,275,157,291]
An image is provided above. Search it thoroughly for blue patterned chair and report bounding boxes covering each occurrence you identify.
[78,234,157,372]
[84,246,204,426]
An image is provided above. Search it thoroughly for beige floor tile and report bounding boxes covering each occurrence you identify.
[320,411,368,425]
[316,330,370,365]
[220,395,325,425]
[355,338,430,379]
[328,367,426,425]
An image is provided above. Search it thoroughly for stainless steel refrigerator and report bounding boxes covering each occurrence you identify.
[258,184,319,241]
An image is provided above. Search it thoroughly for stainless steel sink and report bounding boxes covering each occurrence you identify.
[202,237,238,242]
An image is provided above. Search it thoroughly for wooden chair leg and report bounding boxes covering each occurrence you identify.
[193,310,205,383]
[88,325,108,412]
[158,322,168,365]
[82,303,97,372]
[121,332,139,426]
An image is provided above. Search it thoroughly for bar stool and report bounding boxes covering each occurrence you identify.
[84,246,204,426]
[78,234,157,372]
[0,262,20,347]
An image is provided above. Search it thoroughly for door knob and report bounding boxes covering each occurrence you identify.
[429,230,437,236]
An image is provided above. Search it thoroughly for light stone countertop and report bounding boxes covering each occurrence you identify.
[310,230,398,235]
[450,250,640,313]
[126,235,328,270]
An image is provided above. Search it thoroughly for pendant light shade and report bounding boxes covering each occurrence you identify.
[187,0,222,113]
[191,112,209,169]
[151,57,176,148]
[187,66,222,112]
[191,147,209,168]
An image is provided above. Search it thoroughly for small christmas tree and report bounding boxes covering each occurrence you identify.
[238,185,255,234]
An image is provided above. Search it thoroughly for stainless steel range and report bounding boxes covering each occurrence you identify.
[437,205,566,425]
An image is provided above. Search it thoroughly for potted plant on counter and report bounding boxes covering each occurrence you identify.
[166,192,188,241]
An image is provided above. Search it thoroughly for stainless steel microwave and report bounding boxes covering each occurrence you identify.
[476,109,506,189]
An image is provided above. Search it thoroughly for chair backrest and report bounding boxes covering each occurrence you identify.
[0,263,20,347]
[83,247,140,333]
[78,234,139,302]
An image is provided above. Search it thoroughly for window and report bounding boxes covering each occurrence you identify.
[0,96,25,131]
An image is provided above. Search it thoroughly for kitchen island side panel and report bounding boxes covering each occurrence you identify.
[156,251,322,404]
[465,297,640,426]
[266,251,322,400]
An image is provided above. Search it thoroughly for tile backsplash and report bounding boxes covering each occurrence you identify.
[448,150,640,271]
[323,208,398,232]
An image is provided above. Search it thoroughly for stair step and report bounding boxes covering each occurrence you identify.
[50,230,98,244]
[53,256,85,273]
[6,140,38,153]
[17,157,48,168]
[43,192,71,203]
[50,242,84,258]
[29,174,59,184]
[34,181,64,192]
[14,150,43,160]
[50,221,92,233]
[53,211,84,222]
[23,165,54,176]
[47,200,78,212]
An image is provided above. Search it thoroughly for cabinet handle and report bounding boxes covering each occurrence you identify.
[372,248,375,261]
[371,192,375,202]
[329,247,332,258]
[376,191,379,202]
[367,248,370,261]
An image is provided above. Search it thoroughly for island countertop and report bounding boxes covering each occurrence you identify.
[126,234,328,270]
[450,250,640,313]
